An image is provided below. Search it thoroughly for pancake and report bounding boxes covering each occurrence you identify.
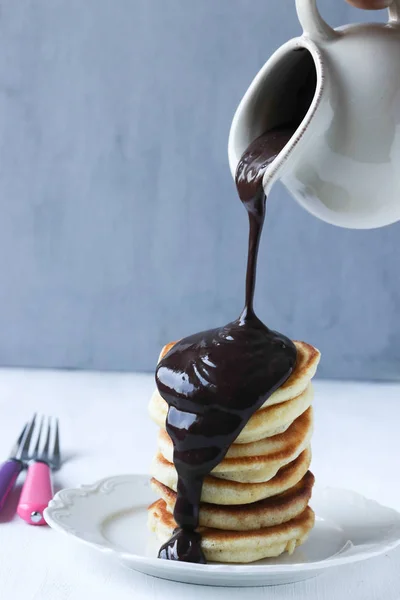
[148,499,315,563]
[149,384,313,445]
[235,386,313,444]
[150,447,312,505]
[156,340,320,410]
[218,406,312,458]
[158,407,313,483]
[151,470,314,531]
[267,341,320,407]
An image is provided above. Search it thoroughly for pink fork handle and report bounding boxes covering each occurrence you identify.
[17,462,53,526]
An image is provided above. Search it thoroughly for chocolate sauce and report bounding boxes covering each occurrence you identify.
[156,51,316,563]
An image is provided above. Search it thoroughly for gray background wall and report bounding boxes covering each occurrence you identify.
[0,0,396,379]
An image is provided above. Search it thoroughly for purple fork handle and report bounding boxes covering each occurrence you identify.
[0,459,23,511]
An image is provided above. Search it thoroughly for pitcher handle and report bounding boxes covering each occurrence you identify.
[297,0,400,37]
[295,0,337,41]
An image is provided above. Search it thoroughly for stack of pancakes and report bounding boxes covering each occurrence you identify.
[148,340,320,563]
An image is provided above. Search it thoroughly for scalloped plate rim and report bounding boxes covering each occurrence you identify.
[44,473,400,576]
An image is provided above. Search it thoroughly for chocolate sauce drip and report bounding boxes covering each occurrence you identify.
[155,128,297,563]
[156,51,316,563]
[236,128,298,320]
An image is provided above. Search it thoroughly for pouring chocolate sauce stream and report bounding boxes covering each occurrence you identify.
[155,51,315,563]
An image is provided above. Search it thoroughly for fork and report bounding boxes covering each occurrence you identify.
[17,415,61,526]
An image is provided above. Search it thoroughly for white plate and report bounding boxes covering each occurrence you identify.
[44,474,400,587]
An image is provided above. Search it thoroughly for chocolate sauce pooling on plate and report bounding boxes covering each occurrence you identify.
[156,51,316,563]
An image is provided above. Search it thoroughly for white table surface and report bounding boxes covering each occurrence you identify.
[0,369,399,600]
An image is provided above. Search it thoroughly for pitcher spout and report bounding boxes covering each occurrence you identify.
[228,36,326,194]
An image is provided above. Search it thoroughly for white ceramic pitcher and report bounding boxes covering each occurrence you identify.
[228,0,400,229]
